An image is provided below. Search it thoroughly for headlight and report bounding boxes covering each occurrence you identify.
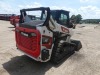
[42,36,49,44]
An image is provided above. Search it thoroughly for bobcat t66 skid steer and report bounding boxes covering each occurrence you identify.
[11,7,82,63]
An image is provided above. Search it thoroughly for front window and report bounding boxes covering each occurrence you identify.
[58,13,68,26]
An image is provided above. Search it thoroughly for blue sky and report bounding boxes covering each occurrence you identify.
[0,0,100,19]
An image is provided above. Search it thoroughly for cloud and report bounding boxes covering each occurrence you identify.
[80,0,98,3]
[18,2,42,9]
[50,5,100,19]
[80,0,89,2]
[0,1,14,14]
[18,4,100,19]
[0,1,42,14]
[0,1,100,19]
[78,5,100,19]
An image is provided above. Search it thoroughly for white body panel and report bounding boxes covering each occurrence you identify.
[30,16,74,62]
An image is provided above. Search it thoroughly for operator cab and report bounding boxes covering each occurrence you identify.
[19,7,72,29]
[50,10,70,28]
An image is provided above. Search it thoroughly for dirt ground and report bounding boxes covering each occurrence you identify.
[0,20,100,75]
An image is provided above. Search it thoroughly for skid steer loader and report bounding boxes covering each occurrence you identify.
[11,7,82,63]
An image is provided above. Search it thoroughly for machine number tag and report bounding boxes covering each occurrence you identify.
[21,32,29,37]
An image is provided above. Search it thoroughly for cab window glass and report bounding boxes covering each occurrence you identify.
[59,13,68,26]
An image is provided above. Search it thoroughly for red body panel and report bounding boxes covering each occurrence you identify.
[15,27,41,58]
[10,16,19,26]
[0,14,10,21]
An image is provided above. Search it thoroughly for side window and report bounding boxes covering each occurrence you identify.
[59,13,68,26]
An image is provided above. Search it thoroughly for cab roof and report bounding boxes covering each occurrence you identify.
[20,7,69,13]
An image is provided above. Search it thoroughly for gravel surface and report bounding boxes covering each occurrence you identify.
[0,20,100,75]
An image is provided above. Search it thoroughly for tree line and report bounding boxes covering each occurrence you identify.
[70,14,100,24]
[82,19,100,24]
[70,14,82,24]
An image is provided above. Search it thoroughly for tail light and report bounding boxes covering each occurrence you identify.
[42,36,50,44]
[42,35,52,49]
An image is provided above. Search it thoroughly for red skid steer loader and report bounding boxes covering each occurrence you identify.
[10,7,82,63]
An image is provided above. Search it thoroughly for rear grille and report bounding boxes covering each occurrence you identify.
[16,32,38,51]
